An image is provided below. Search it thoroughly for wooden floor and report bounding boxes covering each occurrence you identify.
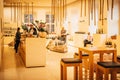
[0,45,120,80]
[0,45,80,80]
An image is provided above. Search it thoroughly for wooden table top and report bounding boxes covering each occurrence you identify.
[79,46,116,53]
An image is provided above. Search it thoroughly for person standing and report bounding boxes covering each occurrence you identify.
[33,28,37,37]
[14,27,21,53]
[60,27,67,43]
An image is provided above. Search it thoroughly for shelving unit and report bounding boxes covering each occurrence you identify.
[3,27,16,36]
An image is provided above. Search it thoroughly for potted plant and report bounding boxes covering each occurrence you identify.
[32,20,47,38]
[105,41,112,48]
[21,24,29,37]
[21,24,28,31]
[38,22,47,38]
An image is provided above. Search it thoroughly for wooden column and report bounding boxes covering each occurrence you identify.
[14,3,16,22]
[81,0,82,17]
[84,0,86,16]
[11,3,12,21]
[102,0,104,25]
[88,0,91,25]
[111,0,114,20]
[32,2,34,22]
[20,2,22,25]
[107,0,109,11]
[94,0,96,25]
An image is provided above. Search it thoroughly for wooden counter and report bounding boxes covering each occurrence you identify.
[18,38,46,67]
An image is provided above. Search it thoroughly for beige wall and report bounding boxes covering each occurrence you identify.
[107,0,119,37]
[4,6,50,27]
[66,0,99,35]
[0,0,4,70]
[66,0,119,37]
[66,0,90,35]
[3,0,120,36]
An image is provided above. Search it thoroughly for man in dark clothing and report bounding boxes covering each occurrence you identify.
[60,27,67,43]
[84,32,93,47]
[14,27,21,53]
[33,28,37,35]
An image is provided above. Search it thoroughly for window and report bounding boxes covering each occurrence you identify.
[46,14,55,33]
[24,14,33,23]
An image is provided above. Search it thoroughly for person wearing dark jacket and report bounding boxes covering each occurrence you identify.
[84,32,93,47]
[14,27,21,53]
[60,27,67,43]
[33,28,37,35]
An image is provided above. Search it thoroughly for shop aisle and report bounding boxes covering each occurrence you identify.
[0,45,77,80]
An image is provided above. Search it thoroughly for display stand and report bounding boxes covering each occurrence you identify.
[18,38,46,67]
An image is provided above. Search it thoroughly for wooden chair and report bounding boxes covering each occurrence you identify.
[60,58,83,80]
[96,62,120,80]
[74,53,89,80]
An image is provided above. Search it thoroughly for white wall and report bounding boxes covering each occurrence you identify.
[4,6,51,28]
[3,0,120,36]
[107,0,119,37]
[66,0,98,35]
[66,0,120,37]
[66,0,90,35]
